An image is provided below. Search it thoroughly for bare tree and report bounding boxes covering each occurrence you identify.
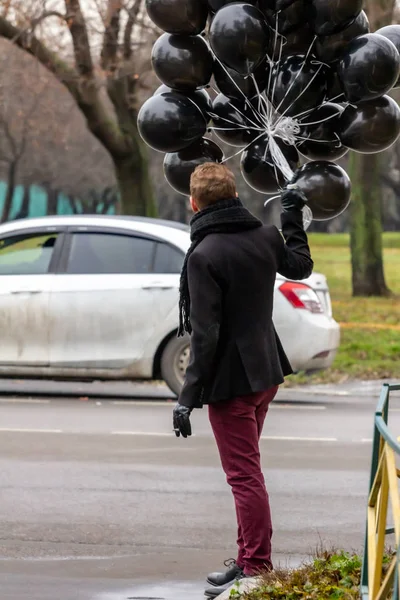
[0,37,117,220]
[0,47,48,222]
[0,0,157,216]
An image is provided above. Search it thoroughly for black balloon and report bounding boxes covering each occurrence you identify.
[307,0,363,36]
[146,0,208,35]
[209,0,256,11]
[138,92,206,152]
[211,94,258,147]
[290,161,351,221]
[269,26,315,60]
[263,0,307,35]
[338,34,400,103]
[152,33,213,91]
[213,60,270,100]
[259,0,298,10]
[338,95,400,154]
[270,55,327,117]
[209,4,270,76]
[316,11,370,64]
[325,69,345,102]
[298,103,348,161]
[164,138,224,195]
[154,84,212,121]
[376,25,400,87]
[241,135,299,193]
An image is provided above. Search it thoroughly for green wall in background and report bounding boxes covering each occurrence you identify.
[0,183,116,220]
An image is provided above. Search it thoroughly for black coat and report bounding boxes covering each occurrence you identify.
[178,210,314,409]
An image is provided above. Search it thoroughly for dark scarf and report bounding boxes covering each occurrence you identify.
[178,197,263,336]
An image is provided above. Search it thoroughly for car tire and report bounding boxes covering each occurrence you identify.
[161,335,190,396]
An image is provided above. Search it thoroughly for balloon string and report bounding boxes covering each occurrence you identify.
[264,12,281,121]
[264,194,281,207]
[274,35,317,116]
[209,86,265,130]
[211,52,267,128]
[229,102,266,130]
[275,63,324,125]
[298,109,343,127]
[250,74,270,127]
[268,136,295,182]
[292,97,349,122]
[269,32,284,117]
[208,108,264,132]
[328,94,344,103]
[221,130,266,163]
[209,126,261,132]
[295,135,340,143]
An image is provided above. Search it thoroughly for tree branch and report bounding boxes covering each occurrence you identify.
[0,16,81,103]
[101,0,122,72]
[123,0,142,60]
[31,10,67,29]
[64,0,94,77]
[0,16,130,158]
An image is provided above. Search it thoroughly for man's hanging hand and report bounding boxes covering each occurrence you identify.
[173,403,193,438]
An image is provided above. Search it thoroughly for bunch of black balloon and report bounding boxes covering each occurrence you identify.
[138,0,400,225]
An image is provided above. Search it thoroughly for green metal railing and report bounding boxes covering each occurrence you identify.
[362,384,400,600]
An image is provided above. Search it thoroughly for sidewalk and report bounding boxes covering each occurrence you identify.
[283,378,400,398]
[0,377,398,401]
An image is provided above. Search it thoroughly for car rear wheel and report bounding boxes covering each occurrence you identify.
[160,335,190,396]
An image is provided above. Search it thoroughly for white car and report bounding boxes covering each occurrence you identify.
[0,215,340,395]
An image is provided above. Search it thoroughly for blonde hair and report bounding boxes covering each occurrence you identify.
[190,162,237,209]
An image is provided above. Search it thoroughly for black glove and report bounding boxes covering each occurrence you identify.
[281,186,307,213]
[173,403,192,438]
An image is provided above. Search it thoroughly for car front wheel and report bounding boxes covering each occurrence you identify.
[160,335,190,396]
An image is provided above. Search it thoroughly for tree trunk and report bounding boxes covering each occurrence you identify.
[15,185,30,220]
[349,0,396,297]
[349,152,391,296]
[1,162,17,223]
[113,149,156,217]
[68,195,80,214]
[47,187,58,215]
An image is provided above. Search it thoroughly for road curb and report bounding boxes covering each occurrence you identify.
[0,380,175,400]
[281,387,350,397]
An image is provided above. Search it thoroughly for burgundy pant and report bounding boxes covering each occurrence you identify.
[208,387,278,576]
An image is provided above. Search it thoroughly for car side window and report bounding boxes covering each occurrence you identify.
[66,232,155,274]
[153,242,185,274]
[0,233,58,275]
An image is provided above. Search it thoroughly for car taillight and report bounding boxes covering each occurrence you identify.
[279,281,324,314]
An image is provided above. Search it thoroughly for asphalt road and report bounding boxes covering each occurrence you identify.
[0,386,399,600]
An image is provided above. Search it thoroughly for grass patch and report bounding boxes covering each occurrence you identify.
[234,550,393,600]
[284,233,400,386]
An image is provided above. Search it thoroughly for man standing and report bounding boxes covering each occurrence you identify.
[173,163,313,598]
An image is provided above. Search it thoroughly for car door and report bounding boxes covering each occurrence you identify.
[149,238,183,330]
[48,227,183,371]
[0,228,65,365]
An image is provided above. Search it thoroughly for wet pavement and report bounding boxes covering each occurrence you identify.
[1,385,399,599]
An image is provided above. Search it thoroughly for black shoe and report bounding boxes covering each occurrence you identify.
[206,559,244,587]
[204,573,247,599]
